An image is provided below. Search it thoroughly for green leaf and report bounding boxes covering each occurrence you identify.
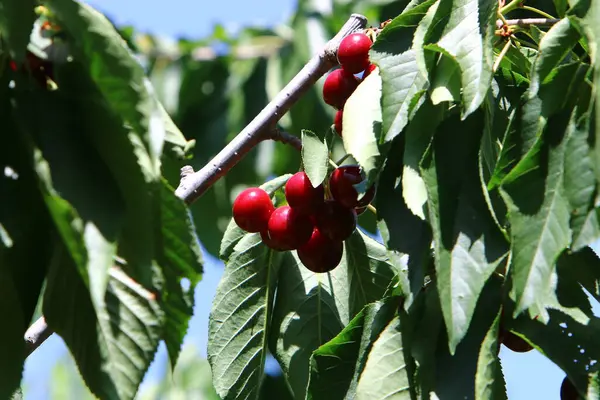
[219,174,291,261]
[208,234,283,400]
[44,245,163,400]
[307,299,399,400]
[369,0,436,141]
[500,111,572,320]
[430,54,461,105]
[475,310,507,400]
[158,180,203,367]
[342,70,383,183]
[563,82,599,250]
[12,87,124,320]
[508,308,600,396]
[355,314,412,400]
[45,0,164,176]
[530,18,581,95]
[417,0,497,117]
[421,110,508,353]
[557,247,600,303]
[0,0,36,61]
[431,278,502,399]
[269,229,398,399]
[302,130,329,187]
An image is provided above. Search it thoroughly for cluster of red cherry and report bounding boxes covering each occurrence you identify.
[233,167,375,273]
[323,32,375,136]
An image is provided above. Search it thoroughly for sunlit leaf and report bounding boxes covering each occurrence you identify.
[302,130,329,187]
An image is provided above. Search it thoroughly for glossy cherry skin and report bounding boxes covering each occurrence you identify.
[501,331,533,353]
[260,230,287,251]
[337,33,372,74]
[285,171,325,213]
[329,165,376,209]
[267,206,314,250]
[233,188,274,233]
[297,227,343,273]
[323,68,358,110]
[314,200,357,241]
[334,110,343,137]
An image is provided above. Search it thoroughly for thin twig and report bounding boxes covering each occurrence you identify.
[270,128,302,151]
[495,17,560,29]
[24,317,52,357]
[175,14,368,204]
[23,14,368,358]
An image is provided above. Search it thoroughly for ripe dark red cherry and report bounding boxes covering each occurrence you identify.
[260,231,287,251]
[233,188,274,233]
[323,68,358,110]
[334,110,343,137]
[285,171,324,213]
[315,200,357,241]
[267,206,314,250]
[298,227,343,273]
[560,377,580,400]
[355,206,367,215]
[329,165,375,209]
[337,33,372,74]
[501,331,533,353]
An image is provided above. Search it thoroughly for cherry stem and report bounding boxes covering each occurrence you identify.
[495,17,559,29]
[493,39,513,73]
[175,14,368,205]
[520,5,555,19]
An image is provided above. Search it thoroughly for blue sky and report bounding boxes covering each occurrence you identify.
[21,1,594,399]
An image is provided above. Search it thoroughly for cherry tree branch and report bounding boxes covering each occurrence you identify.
[24,316,52,357]
[496,17,560,29]
[175,14,368,204]
[23,13,367,358]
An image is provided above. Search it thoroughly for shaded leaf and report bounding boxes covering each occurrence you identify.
[46,0,164,175]
[0,0,36,61]
[269,229,398,399]
[421,110,508,353]
[355,314,412,400]
[208,234,283,400]
[369,0,436,141]
[343,70,383,183]
[307,298,399,400]
[302,130,329,187]
[417,0,497,117]
[557,247,600,304]
[44,245,163,400]
[475,310,507,400]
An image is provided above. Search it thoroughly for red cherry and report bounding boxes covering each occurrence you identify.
[315,200,357,241]
[285,171,324,213]
[8,60,18,71]
[297,227,343,273]
[260,230,287,251]
[329,165,375,209]
[501,331,533,353]
[323,68,358,110]
[355,206,367,215]
[337,33,372,74]
[334,110,343,137]
[560,377,580,400]
[232,188,274,233]
[267,206,314,250]
[362,63,378,79]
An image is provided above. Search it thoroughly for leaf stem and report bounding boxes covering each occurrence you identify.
[493,39,512,73]
[175,14,368,204]
[521,5,555,19]
[495,17,560,29]
[499,0,521,15]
